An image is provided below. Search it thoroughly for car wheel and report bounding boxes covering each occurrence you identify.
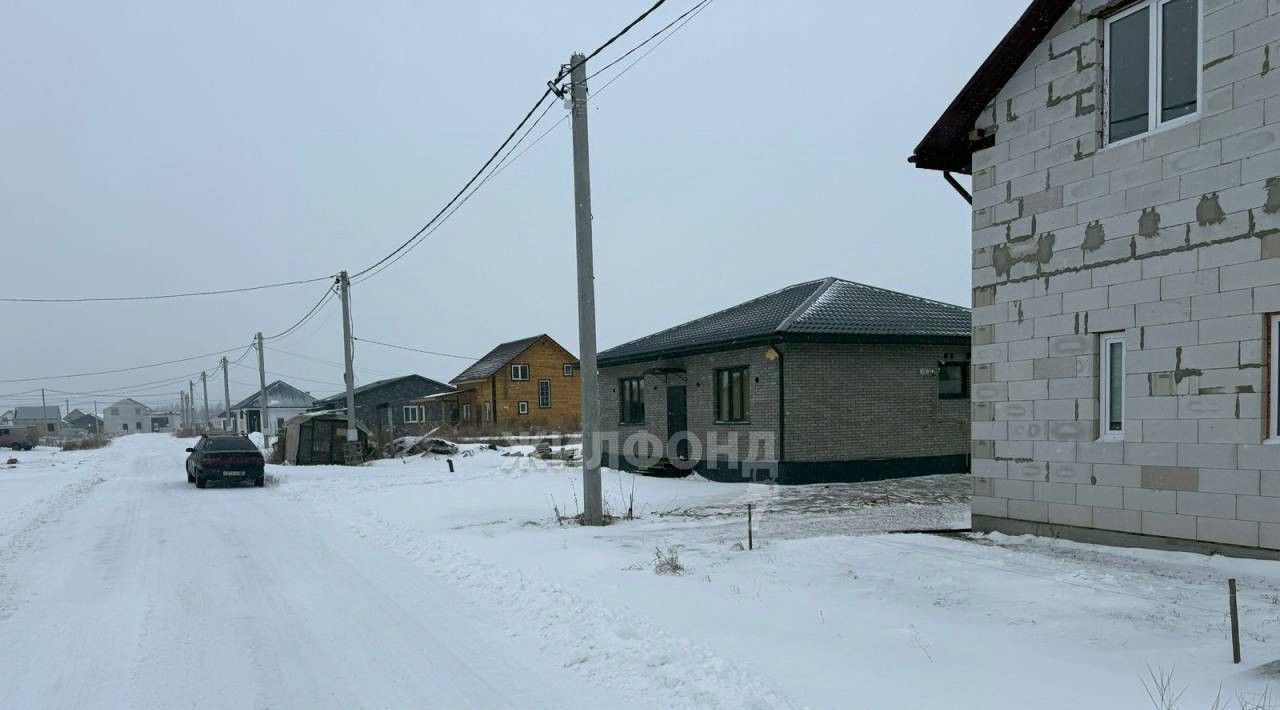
[195,476,207,489]
[187,469,194,483]
[254,476,265,488]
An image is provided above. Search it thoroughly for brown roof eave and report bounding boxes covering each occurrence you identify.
[909,0,1074,174]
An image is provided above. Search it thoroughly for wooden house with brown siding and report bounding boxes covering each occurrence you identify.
[413,334,581,431]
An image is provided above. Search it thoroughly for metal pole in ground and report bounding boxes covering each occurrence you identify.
[201,371,210,432]
[1229,578,1241,664]
[221,357,232,432]
[40,388,49,445]
[338,272,362,465]
[256,332,269,444]
[189,381,195,432]
[567,52,602,526]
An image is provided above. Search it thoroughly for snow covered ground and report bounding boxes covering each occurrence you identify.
[2,434,1280,708]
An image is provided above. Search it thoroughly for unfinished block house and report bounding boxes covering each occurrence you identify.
[913,0,1280,554]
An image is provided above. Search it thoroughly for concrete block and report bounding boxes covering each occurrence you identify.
[1222,260,1280,290]
[1142,511,1198,539]
[1087,307,1135,332]
[1063,286,1110,313]
[1198,517,1260,547]
[1177,491,1236,519]
[993,360,1034,382]
[1125,487,1178,513]
[1164,142,1222,178]
[1243,445,1280,471]
[1009,421,1047,440]
[1007,499,1049,522]
[1048,502,1094,527]
[994,478,1034,500]
[1143,321,1199,349]
[972,458,1008,478]
[1109,279,1161,307]
[1178,394,1238,419]
[1256,284,1280,312]
[1049,420,1094,442]
[1092,260,1145,288]
[1149,371,1177,395]
[1142,122,1200,160]
[1180,164,1242,199]
[1008,379,1048,401]
[1048,334,1094,357]
[1078,441,1125,464]
[1048,377,1093,399]
[1009,338,1049,361]
[1033,440,1076,462]
[1202,102,1265,143]
[1239,494,1280,523]
[1128,396,1180,419]
[1200,468,1260,495]
[1161,270,1220,300]
[995,441,1033,459]
[1141,465,1200,491]
[1077,484,1123,508]
[1034,314,1078,339]
[1200,315,1263,345]
[1142,419,1198,443]
[1128,348,1178,373]
[1263,523,1280,550]
[1198,239,1261,269]
[1180,343,1240,370]
[1033,356,1077,379]
[1222,124,1280,162]
[1093,140,1144,175]
[971,496,1008,518]
[995,401,1034,420]
[1178,443,1239,468]
[973,421,1009,440]
[972,383,1009,402]
[1093,506,1142,533]
[1035,481,1078,504]
[1143,251,1198,281]
[1094,463,1142,487]
[1241,147,1280,184]
[1009,460,1049,481]
[1200,419,1264,445]
[1034,398,1077,421]
[1192,289,1255,320]
[1125,443,1180,466]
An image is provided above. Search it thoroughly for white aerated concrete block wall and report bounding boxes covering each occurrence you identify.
[969,0,1280,550]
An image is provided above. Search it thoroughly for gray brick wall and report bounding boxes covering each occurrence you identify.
[970,0,1280,550]
[783,343,970,461]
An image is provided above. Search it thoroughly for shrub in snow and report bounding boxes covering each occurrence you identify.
[653,548,685,576]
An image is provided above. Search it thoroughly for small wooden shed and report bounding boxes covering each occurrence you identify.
[283,411,371,465]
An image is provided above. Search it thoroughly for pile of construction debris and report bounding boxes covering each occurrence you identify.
[386,429,460,458]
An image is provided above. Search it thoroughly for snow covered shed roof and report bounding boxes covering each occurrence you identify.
[597,277,970,367]
[909,0,1073,174]
[227,380,315,412]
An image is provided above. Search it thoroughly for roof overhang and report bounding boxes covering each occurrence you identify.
[598,333,971,369]
[909,0,1074,174]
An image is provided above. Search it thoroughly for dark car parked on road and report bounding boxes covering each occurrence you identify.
[185,434,265,488]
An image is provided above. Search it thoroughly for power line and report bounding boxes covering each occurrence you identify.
[351,336,479,361]
[262,285,338,341]
[0,274,336,304]
[350,0,671,283]
[0,346,247,385]
[586,0,711,82]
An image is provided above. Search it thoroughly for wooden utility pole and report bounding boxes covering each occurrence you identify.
[40,388,49,444]
[221,357,232,432]
[92,400,99,436]
[188,380,195,431]
[568,53,603,526]
[201,371,210,431]
[338,272,362,465]
[256,332,269,441]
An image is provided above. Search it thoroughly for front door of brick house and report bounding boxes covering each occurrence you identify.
[666,385,688,461]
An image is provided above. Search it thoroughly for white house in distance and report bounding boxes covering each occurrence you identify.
[103,398,150,435]
[14,406,62,438]
[221,380,315,436]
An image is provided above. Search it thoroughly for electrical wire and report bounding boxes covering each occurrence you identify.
[262,285,338,341]
[350,336,478,361]
[585,0,711,82]
[0,346,249,385]
[0,274,336,304]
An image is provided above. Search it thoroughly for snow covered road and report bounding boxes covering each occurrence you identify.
[0,436,587,709]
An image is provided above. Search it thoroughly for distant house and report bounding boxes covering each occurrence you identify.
[14,406,63,438]
[223,381,315,436]
[419,335,581,432]
[311,374,454,443]
[0,410,14,425]
[63,409,103,436]
[104,399,150,435]
[596,277,972,483]
[147,411,178,433]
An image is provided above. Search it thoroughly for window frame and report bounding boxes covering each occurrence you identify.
[462,403,472,421]
[518,401,529,415]
[563,363,575,377]
[1099,333,1127,440]
[938,362,970,400]
[1268,314,1279,442]
[403,405,422,424]
[538,379,552,409]
[619,377,645,425]
[713,366,750,424]
[1103,0,1202,148]
[510,364,530,381]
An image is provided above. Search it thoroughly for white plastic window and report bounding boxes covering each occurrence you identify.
[1100,333,1126,439]
[1105,0,1200,144]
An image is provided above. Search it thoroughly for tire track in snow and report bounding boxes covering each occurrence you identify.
[0,449,116,619]
[307,493,798,709]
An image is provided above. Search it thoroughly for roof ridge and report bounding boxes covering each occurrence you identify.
[776,277,836,333]
[828,277,969,312]
[603,279,829,353]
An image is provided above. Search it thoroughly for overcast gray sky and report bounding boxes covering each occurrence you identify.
[0,0,1026,413]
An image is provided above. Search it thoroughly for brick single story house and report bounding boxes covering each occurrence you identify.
[912,0,1280,555]
[311,374,454,443]
[596,277,972,484]
[414,334,581,431]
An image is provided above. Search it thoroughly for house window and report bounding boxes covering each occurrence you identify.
[619,377,645,425]
[714,367,749,423]
[122,423,129,431]
[1105,0,1199,144]
[1269,314,1279,441]
[109,408,119,416]
[47,423,56,433]
[938,362,969,399]
[518,401,529,415]
[403,406,422,424]
[462,404,472,421]
[1100,333,1126,438]
[563,363,575,377]
[538,380,552,408]
[511,364,530,381]
[482,401,492,422]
